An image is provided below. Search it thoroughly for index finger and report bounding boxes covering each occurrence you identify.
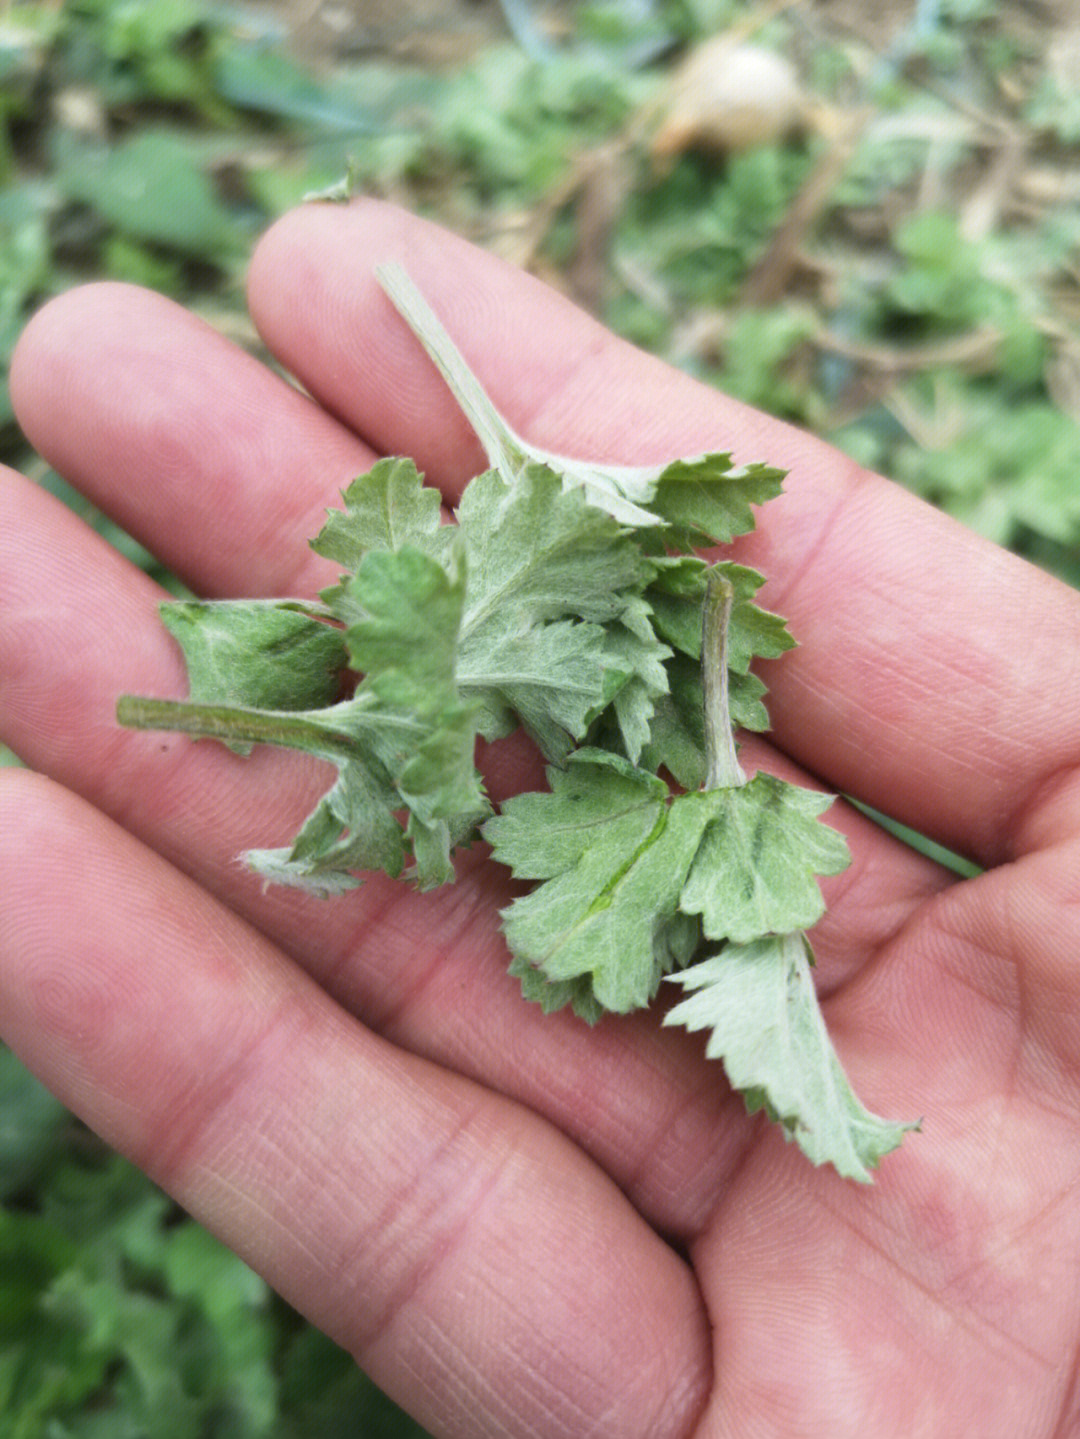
[246,200,1080,868]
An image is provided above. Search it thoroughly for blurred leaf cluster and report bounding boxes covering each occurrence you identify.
[0,1045,431,1436]
[0,0,384,443]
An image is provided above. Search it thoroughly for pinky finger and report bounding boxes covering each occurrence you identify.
[0,769,710,1439]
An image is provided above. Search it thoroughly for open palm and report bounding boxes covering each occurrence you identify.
[3,201,1080,1438]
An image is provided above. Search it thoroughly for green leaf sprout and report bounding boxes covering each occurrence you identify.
[117,268,916,1181]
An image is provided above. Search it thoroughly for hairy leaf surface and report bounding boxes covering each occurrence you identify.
[311,457,445,574]
[680,772,852,943]
[485,750,719,1013]
[454,465,663,757]
[115,267,913,1180]
[665,935,917,1181]
[160,599,346,751]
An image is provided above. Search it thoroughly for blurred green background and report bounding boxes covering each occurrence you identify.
[2,0,1079,1432]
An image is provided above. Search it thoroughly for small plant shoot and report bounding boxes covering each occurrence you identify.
[118,266,916,1181]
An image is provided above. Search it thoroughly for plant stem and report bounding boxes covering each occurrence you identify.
[116,696,361,760]
[701,570,746,790]
[376,262,525,481]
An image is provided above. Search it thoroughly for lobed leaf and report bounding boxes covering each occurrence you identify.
[453,465,664,758]
[644,454,786,548]
[115,266,910,1178]
[680,772,851,944]
[160,598,346,752]
[647,558,794,671]
[486,751,720,1013]
[377,265,787,538]
[311,456,445,572]
[665,934,917,1181]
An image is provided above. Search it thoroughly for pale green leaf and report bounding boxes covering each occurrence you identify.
[636,671,708,790]
[485,749,664,878]
[638,655,770,790]
[377,263,660,526]
[242,845,365,897]
[117,682,479,896]
[485,751,720,1012]
[314,458,667,760]
[311,456,445,571]
[628,559,790,778]
[648,559,795,672]
[377,265,785,537]
[680,772,851,943]
[665,934,917,1181]
[646,455,786,548]
[244,754,406,895]
[599,596,672,763]
[160,599,346,752]
[345,543,463,704]
[463,618,608,760]
[335,541,489,883]
[456,465,656,632]
[454,465,662,757]
[343,541,486,827]
[507,952,605,1023]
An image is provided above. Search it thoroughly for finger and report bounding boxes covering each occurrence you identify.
[4,230,962,922]
[0,464,752,1237]
[12,219,1028,871]
[0,466,946,1237]
[0,768,712,1439]
[9,282,371,602]
[0,453,949,1002]
[248,199,1080,869]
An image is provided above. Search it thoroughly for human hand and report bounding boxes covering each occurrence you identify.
[3,200,1080,1438]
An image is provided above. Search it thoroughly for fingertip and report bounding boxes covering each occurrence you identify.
[246,196,416,352]
[0,760,51,829]
[9,282,101,447]
[9,282,196,472]
[248,194,469,304]
[248,194,403,287]
[12,281,151,386]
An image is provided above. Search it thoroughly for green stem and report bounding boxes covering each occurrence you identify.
[116,695,361,761]
[376,262,525,480]
[701,571,746,791]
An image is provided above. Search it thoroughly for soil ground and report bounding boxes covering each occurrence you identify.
[243,0,1080,72]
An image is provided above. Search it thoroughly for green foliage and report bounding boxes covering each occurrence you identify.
[52,127,245,260]
[715,303,820,423]
[0,201,50,429]
[486,747,907,1183]
[665,934,914,1181]
[429,44,643,198]
[486,754,850,1004]
[615,145,814,332]
[892,387,1080,549]
[0,1038,432,1436]
[1026,69,1080,144]
[835,375,1080,580]
[0,0,377,460]
[160,600,346,719]
[487,750,713,1015]
[8,0,1080,593]
[119,442,789,898]
[119,271,914,1180]
[0,1044,71,1199]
